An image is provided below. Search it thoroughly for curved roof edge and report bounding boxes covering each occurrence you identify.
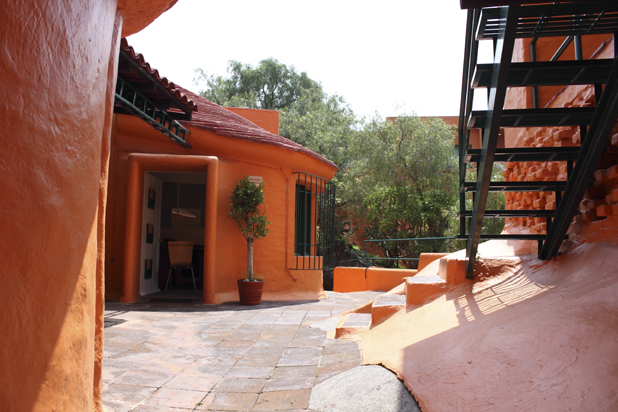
[177,87,338,171]
[120,38,198,113]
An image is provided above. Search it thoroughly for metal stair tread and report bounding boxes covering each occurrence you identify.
[465,147,579,163]
[473,59,614,89]
[459,209,555,218]
[462,180,568,192]
[456,234,547,241]
[477,2,618,40]
[468,107,595,129]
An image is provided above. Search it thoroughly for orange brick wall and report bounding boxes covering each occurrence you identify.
[503,35,618,239]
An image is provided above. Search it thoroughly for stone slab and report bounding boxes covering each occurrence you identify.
[309,365,420,412]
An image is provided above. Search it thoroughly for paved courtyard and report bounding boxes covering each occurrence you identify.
[102,291,383,411]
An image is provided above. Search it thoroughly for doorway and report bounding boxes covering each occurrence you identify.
[140,172,207,295]
[122,154,219,304]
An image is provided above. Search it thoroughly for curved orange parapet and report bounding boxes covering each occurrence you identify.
[117,0,178,37]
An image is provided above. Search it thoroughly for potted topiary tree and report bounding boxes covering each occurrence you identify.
[229,176,270,305]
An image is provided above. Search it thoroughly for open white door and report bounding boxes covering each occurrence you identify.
[140,172,163,295]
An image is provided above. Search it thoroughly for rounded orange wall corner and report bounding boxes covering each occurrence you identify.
[333,267,367,292]
[0,1,124,410]
[117,0,178,37]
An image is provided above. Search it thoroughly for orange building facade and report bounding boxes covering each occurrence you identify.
[105,49,337,304]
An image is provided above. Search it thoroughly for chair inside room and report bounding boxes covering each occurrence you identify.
[166,241,196,291]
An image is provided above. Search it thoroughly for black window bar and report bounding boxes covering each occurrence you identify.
[292,173,336,271]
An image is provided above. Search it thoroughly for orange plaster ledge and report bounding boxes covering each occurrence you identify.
[121,154,219,304]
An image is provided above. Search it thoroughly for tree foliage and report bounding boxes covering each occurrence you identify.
[340,116,459,268]
[465,164,506,236]
[195,58,358,170]
[197,58,319,110]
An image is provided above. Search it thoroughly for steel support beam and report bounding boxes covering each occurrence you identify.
[539,56,618,260]
[459,9,480,237]
[465,5,521,279]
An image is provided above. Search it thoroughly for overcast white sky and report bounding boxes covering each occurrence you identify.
[128,0,492,119]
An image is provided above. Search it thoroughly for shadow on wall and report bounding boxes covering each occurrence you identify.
[396,243,618,411]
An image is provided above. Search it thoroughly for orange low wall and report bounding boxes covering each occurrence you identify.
[366,267,415,291]
[333,267,367,292]
[333,266,416,292]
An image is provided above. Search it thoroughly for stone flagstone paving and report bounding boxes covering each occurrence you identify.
[102,291,382,412]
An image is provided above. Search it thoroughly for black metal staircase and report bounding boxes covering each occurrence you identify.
[458,1,618,278]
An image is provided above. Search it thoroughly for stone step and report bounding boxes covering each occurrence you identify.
[437,255,466,285]
[405,274,448,306]
[371,294,406,325]
[335,313,372,339]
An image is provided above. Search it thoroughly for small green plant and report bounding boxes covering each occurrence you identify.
[229,176,270,281]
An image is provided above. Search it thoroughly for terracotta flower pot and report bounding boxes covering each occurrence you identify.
[237,279,264,305]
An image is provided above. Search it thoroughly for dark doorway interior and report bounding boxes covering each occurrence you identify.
[151,172,207,291]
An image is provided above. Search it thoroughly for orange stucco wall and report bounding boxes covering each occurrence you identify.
[0,1,177,411]
[105,114,336,304]
[366,267,413,291]
[333,267,367,292]
[333,266,417,292]
[225,107,281,135]
[502,35,618,242]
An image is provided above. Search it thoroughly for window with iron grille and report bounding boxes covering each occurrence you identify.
[293,173,336,270]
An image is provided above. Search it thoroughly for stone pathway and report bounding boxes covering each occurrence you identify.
[102,291,383,411]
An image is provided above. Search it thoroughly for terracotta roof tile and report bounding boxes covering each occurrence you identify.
[120,40,335,170]
[120,38,197,112]
[176,87,337,170]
